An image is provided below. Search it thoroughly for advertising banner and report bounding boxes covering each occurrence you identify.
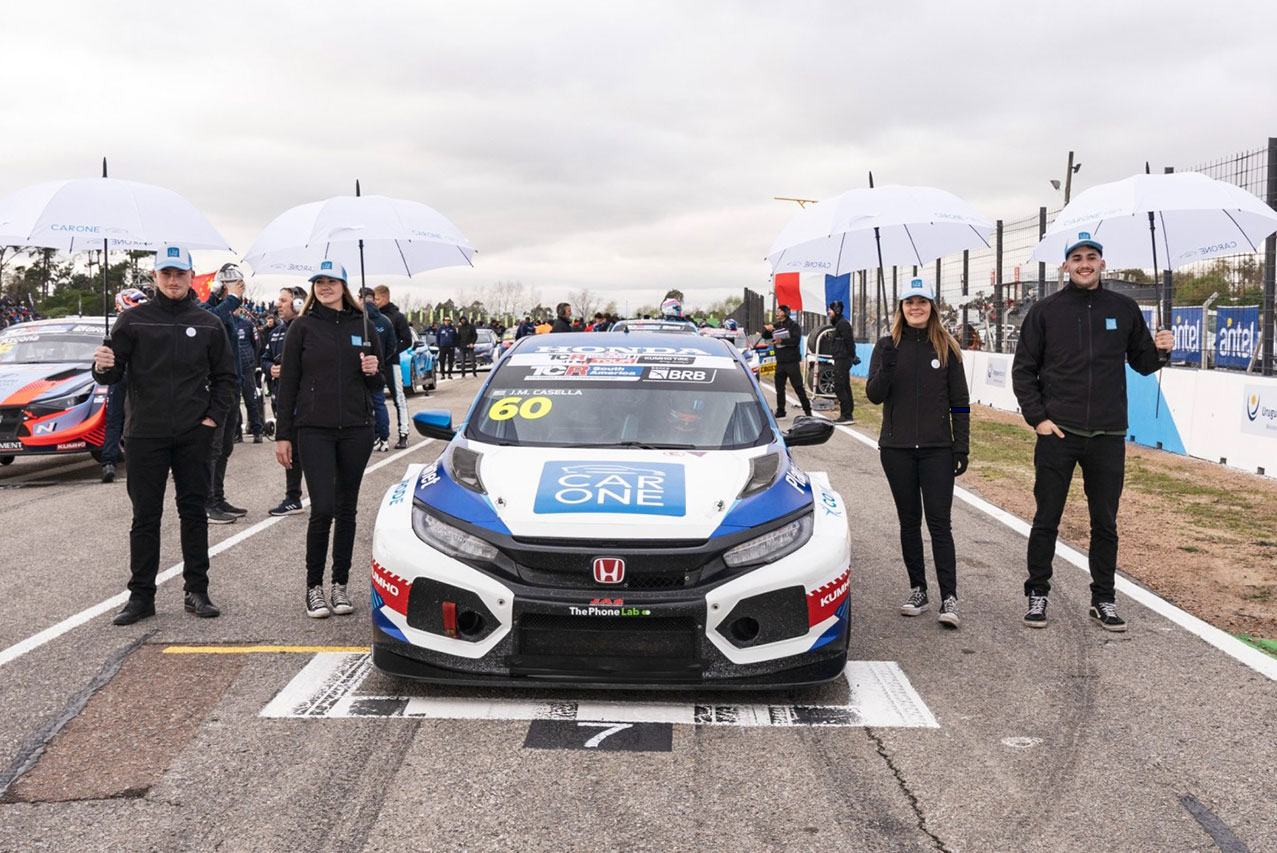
[1170,306,1203,364]
[1241,384,1277,440]
[1216,306,1259,370]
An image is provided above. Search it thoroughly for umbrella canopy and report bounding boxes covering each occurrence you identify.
[242,194,475,278]
[766,184,994,275]
[0,177,231,251]
[1029,172,1277,269]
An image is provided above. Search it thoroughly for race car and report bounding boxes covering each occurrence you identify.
[608,318,699,334]
[700,325,760,376]
[399,328,437,395]
[370,332,851,688]
[0,317,111,465]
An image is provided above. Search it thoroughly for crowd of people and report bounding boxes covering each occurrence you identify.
[0,296,39,328]
[84,232,1174,634]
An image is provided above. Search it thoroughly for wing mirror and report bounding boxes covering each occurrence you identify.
[413,410,455,440]
[782,415,834,447]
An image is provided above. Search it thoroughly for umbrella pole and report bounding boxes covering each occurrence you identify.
[102,157,111,343]
[355,179,372,352]
[874,227,887,338]
[1148,211,1168,417]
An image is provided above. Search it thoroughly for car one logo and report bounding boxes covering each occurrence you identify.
[593,557,625,584]
[534,462,687,517]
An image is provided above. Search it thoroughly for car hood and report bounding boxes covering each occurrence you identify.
[0,363,94,407]
[417,441,813,542]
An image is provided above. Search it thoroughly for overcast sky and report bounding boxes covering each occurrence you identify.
[3,0,1275,312]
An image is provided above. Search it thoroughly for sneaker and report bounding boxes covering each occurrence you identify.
[330,583,354,615]
[233,433,243,444]
[394,436,409,450]
[833,415,855,425]
[802,409,812,417]
[374,438,389,452]
[207,506,238,524]
[938,596,960,629]
[1089,601,1127,632]
[306,586,332,618]
[1024,594,1049,627]
[900,586,929,616]
[252,433,264,444]
[269,498,305,517]
[101,463,116,483]
[218,499,248,517]
[773,409,787,419]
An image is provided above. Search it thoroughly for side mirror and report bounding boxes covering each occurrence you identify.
[413,410,455,440]
[782,415,834,447]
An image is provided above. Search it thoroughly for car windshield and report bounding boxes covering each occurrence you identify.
[0,324,100,364]
[477,330,497,343]
[467,339,768,450]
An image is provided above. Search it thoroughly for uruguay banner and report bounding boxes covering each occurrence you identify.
[1216,306,1259,369]
[1170,306,1203,364]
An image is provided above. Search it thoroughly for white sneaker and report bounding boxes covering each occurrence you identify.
[306,586,332,618]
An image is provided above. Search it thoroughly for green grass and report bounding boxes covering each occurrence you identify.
[1235,635,1277,659]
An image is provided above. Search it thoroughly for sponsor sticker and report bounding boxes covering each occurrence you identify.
[186,327,197,338]
[1241,384,1277,439]
[566,604,652,617]
[807,568,850,627]
[647,367,715,382]
[371,559,410,615]
[56,440,86,451]
[388,478,411,506]
[418,462,441,490]
[1105,317,1117,331]
[533,461,686,516]
[0,440,22,450]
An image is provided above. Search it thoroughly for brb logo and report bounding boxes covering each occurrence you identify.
[533,462,687,516]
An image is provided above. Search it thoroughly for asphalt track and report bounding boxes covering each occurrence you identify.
[0,375,1274,852]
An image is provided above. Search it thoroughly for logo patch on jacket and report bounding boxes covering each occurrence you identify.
[1105,318,1117,330]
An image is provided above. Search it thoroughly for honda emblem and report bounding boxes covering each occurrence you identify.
[593,557,625,584]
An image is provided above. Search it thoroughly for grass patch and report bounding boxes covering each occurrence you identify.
[1235,635,1277,659]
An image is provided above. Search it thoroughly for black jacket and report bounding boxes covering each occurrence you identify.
[456,320,478,347]
[829,313,856,360]
[866,327,970,455]
[92,290,238,439]
[761,316,803,363]
[551,316,573,333]
[1012,282,1164,432]
[200,291,243,379]
[381,302,413,355]
[274,304,386,442]
[261,318,291,395]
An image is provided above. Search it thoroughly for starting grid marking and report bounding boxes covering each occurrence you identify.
[259,653,939,729]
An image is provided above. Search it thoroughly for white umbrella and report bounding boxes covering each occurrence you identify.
[1029,171,1277,273]
[0,160,232,337]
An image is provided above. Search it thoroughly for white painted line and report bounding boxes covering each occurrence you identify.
[769,386,1277,682]
[259,653,940,729]
[0,440,435,671]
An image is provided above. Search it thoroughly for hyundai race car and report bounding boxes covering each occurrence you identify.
[0,317,110,465]
[371,332,851,688]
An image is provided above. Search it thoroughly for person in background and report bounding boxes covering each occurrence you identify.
[92,245,236,625]
[263,285,307,517]
[373,285,412,449]
[456,314,478,375]
[232,308,264,443]
[551,303,573,333]
[201,263,248,524]
[515,316,535,339]
[827,300,858,425]
[866,277,970,629]
[1012,233,1173,631]
[436,316,457,379]
[359,287,397,452]
[761,305,810,419]
[275,262,384,619]
[99,287,150,483]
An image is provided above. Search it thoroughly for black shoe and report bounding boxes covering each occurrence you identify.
[113,598,155,626]
[218,500,248,517]
[207,506,238,524]
[773,409,787,419]
[1089,602,1127,632]
[394,436,409,450]
[233,433,243,444]
[184,591,221,618]
[252,434,264,444]
[1024,594,1049,627]
[268,498,305,517]
[900,586,929,616]
[834,414,855,424]
[101,463,116,483]
[802,409,812,417]
[938,596,960,629]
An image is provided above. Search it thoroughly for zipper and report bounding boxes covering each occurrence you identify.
[1085,292,1093,430]
[914,341,921,448]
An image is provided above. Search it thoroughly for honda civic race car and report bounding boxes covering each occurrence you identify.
[371,332,851,688]
[0,317,110,465]
[399,328,437,395]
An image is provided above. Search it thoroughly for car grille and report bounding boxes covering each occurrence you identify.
[516,613,698,660]
[504,537,710,590]
[0,409,22,441]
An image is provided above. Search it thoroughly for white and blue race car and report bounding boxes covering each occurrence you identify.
[371,332,851,688]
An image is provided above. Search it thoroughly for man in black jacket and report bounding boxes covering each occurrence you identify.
[827,300,857,424]
[92,245,238,625]
[201,264,247,524]
[373,285,413,449]
[761,305,811,419]
[263,286,306,516]
[551,302,573,333]
[1012,233,1173,631]
[456,315,478,376]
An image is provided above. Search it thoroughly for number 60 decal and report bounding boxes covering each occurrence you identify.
[487,396,553,421]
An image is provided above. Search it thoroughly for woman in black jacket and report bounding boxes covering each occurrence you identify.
[274,262,385,618]
[865,277,970,629]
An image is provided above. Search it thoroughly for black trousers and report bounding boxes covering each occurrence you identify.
[125,425,214,600]
[297,425,374,587]
[773,360,810,413]
[285,441,304,502]
[459,346,477,377]
[1026,433,1125,604]
[438,346,455,378]
[207,405,239,505]
[239,368,262,436]
[880,446,957,600]
[833,357,854,418]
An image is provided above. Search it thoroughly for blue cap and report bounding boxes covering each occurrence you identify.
[1064,231,1103,259]
[308,259,348,283]
[154,244,193,271]
[900,277,935,302]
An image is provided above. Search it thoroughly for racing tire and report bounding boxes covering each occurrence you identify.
[409,366,425,396]
[0,456,12,466]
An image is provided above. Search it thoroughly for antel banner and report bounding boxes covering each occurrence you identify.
[1170,306,1203,364]
[1216,306,1259,370]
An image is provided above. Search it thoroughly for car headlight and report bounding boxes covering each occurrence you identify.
[722,514,813,568]
[412,506,499,562]
[26,390,93,416]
